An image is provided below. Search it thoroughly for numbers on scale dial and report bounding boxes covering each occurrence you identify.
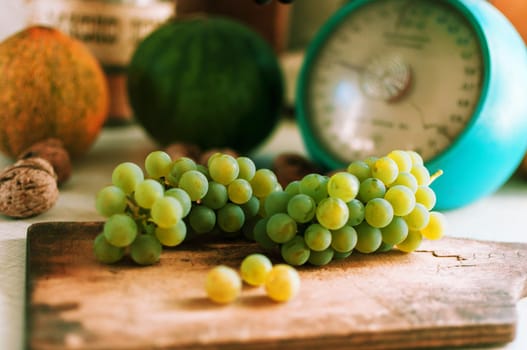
[306,0,483,163]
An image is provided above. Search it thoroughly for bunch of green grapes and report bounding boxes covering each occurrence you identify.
[93,150,280,265]
[250,150,447,266]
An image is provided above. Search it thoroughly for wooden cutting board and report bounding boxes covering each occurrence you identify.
[26,221,527,350]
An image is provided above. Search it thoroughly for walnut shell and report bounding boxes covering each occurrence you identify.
[272,153,322,188]
[18,138,72,185]
[0,157,59,218]
[163,142,202,162]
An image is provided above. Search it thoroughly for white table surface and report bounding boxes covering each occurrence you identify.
[1,120,526,350]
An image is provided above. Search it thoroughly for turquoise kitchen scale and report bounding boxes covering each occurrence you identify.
[296,0,527,209]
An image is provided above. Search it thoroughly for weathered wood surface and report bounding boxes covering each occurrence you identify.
[26,221,527,350]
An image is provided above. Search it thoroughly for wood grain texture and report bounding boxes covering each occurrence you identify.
[26,221,527,350]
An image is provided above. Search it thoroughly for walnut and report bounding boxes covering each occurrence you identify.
[272,153,322,188]
[0,157,59,219]
[163,142,202,161]
[18,138,72,185]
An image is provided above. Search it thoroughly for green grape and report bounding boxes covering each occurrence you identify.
[241,216,259,241]
[167,157,197,186]
[196,164,211,180]
[387,150,412,172]
[316,197,349,230]
[240,196,260,218]
[165,188,192,217]
[206,152,222,167]
[250,169,278,198]
[205,265,242,304]
[358,177,386,203]
[237,156,256,181]
[354,222,382,253]
[254,218,279,250]
[95,185,127,217]
[346,160,371,182]
[299,173,329,202]
[178,170,209,201]
[155,220,187,247]
[327,172,360,202]
[227,178,253,204]
[201,181,228,210]
[264,191,293,216]
[151,196,183,228]
[397,230,423,252]
[284,180,300,195]
[415,185,437,210]
[333,250,353,259]
[217,203,245,233]
[364,156,379,168]
[404,203,430,231]
[134,179,164,209]
[188,205,216,234]
[372,156,399,186]
[407,150,424,166]
[209,154,239,185]
[280,235,310,266]
[420,211,446,240]
[93,233,125,264]
[111,162,144,194]
[384,185,416,217]
[145,150,172,179]
[287,193,316,223]
[130,234,162,265]
[308,247,335,266]
[240,253,273,286]
[304,223,332,251]
[390,172,418,193]
[265,264,301,302]
[410,164,431,186]
[376,241,394,253]
[266,213,297,243]
[381,216,409,245]
[346,199,365,226]
[330,225,358,253]
[103,213,138,247]
[364,198,394,228]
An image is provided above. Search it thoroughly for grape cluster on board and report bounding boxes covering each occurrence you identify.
[93,149,446,267]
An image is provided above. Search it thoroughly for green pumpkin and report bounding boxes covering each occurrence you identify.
[127,16,284,153]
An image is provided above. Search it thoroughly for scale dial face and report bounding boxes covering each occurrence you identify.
[303,0,484,164]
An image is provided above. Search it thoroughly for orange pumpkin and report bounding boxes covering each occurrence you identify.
[0,26,109,159]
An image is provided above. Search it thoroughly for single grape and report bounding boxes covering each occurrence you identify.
[410,164,431,186]
[201,181,228,210]
[93,233,125,264]
[103,213,138,247]
[111,162,144,194]
[404,203,430,231]
[346,199,365,226]
[178,170,209,201]
[95,185,127,217]
[299,173,329,202]
[167,157,197,186]
[134,179,164,209]
[407,150,424,166]
[316,197,349,230]
[217,203,245,233]
[264,190,292,216]
[390,172,418,193]
[372,156,399,186]
[420,211,447,240]
[253,218,279,251]
[240,253,273,286]
[164,188,192,217]
[384,185,416,217]
[265,264,301,302]
[364,198,394,228]
[415,186,437,210]
[205,265,242,304]
[304,223,332,251]
[354,222,382,253]
[250,169,278,198]
[333,250,353,259]
[130,234,162,265]
[287,193,316,223]
[155,220,187,247]
[284,180,300,195]
[209,154,239,185]
[228,178,253,204]
[364,156,379,168]
[151,196,183,228]
[281,235,310,266]
[346,160,371,182]
[240,196,260,218]
[308,247,334,266]
[266,213,297,243]
[241,216,259,241]
[327,172,360,202]
[331,225,358,253]
[189,205,216,234]
[376,241,394,253]
[381,216,409,246]
[358,177,386,203]
[237,156,256,181]
[145,150,172,179]
[387,150,412,172]
[396,230,423,252]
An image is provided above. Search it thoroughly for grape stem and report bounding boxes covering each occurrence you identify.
[429,169,443,184]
